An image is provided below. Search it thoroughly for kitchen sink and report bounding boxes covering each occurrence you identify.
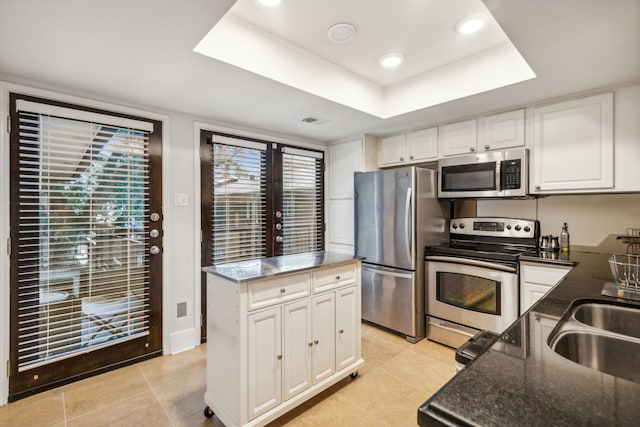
[548,299,640,384]
[551,331,640,383]
[573,302,640,339]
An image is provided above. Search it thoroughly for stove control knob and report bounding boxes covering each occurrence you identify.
[506,224,512,230]
[459,223,465,229]
[514,225,521,231]
[452,223,458,229]
[524,225,531,232]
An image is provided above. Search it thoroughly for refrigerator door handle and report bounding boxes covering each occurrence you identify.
[404,187,412,264]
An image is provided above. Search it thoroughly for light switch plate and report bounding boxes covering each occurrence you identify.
[174,193,189,207]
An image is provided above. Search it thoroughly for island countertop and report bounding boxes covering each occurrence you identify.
[202,251,362,283]
[418,250,640,426]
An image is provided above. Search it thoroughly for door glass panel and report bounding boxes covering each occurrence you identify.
[436,272,501,315]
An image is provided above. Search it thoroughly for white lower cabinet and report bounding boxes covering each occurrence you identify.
[520,261,573,313]
[336,286,358,370]
[248,307,283,418]
[206,260,363,427]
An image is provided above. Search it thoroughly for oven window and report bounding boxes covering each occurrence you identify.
[436,272,501,315]
[441,162,496,192]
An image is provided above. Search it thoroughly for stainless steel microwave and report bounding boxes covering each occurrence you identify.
[438,147,528,198]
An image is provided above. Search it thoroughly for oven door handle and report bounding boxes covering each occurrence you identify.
[425,255,517,273]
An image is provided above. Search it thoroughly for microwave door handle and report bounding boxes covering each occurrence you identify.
[404,187,412,263]
[496,161,502,192]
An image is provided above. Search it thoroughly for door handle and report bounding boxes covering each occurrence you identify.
[404,187,412,264]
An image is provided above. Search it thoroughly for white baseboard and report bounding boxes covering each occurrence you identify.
[168,328,199,355]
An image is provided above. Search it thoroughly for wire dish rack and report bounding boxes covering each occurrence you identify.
[602,253,640,301]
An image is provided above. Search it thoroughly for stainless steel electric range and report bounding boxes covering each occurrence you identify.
[425,217,539,348]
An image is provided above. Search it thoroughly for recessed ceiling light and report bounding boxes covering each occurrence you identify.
[257,0,282,6]
[327,23,357,44]
[455,14,487,34]
[379,53,404,68]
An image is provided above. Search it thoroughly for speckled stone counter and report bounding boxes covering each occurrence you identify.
[202,251,362,282]
[418,250,640,426]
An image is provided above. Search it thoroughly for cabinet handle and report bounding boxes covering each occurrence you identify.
[336,275,340,280]
[277,354,283,360]
[280,288,286,293]
[535,185,541,190]
[314,340,319,345]
[409,155,414,160]
[469,147,475,152]
[484,144,490,150]
[308,342,314,347]
[339,329,344,334]
[399,157,404,162]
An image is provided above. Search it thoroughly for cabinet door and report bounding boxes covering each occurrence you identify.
[329,139,362,199]
[378,134,406,167]
[248,307,282,419]
[406,128,438,162]
[335,286,359,370]
[520,262,572,313]
[479,109,525,152]
[440,119,477,156]
[531,92,613,192]
[311,293,336,383]
[328,199,354,246]
[521,282,554,314]
[282,300,312,400]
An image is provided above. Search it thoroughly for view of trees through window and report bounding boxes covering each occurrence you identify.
[16,113,149,369]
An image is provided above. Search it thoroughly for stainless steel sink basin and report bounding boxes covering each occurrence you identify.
[573,302,640,339]
[548,299,640,383]
[551,331,640,383]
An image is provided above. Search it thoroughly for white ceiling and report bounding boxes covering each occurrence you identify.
[0,0,639,143]
[195,0,535,119]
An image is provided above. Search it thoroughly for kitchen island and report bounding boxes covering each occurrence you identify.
[419,250,640,426]
[203,251,364,427]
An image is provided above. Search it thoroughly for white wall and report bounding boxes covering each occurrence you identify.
[477,193,640,252]
[0,78,325,405]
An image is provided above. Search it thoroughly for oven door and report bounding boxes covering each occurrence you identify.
[426,256,518,334]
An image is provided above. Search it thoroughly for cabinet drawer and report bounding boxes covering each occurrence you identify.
[312,263,357,293]
[248,273,311,310]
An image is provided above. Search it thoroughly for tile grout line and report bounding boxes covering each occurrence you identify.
[138,364,176,427]
[61,388,68,427]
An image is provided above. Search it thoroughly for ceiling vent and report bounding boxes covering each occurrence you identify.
[301,116,332,125]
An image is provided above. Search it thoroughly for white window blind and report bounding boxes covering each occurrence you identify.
[281,148,323,255]
[212,140,267,264]
[15,105,151,371]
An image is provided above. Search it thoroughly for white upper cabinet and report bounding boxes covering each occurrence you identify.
[378,134,406,167]
[530,92,614,193]
[440,111,525,157]
[478,109,525,152]
[440,119,477,156]
[406,127,439,162]
[378,127,438,167]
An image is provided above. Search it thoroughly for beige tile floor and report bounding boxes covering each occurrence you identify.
[0,323,456,427]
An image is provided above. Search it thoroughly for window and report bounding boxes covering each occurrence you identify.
[9,94,163,401]
[201,132,324,265]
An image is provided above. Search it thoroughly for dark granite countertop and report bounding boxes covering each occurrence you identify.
[202,251,362,283]
[419,250,640,426]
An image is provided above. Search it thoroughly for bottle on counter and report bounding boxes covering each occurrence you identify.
[560,223,570,253]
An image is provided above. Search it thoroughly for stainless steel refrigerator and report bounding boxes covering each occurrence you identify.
[354,167,449,343]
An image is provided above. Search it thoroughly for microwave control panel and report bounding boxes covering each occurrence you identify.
[501,159,522,190]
